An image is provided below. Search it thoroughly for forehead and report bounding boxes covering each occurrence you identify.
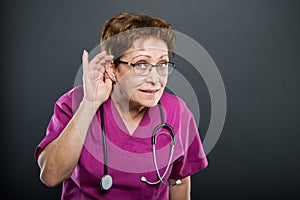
[123,37,169,58]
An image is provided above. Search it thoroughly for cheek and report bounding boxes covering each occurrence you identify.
[125,79,142,95]
[160,76,168,86]
[116,68,168,100]
[117,71,144,95]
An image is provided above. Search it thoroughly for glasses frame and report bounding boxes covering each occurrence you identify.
[117,60,175,76]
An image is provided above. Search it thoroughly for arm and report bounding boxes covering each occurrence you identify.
[37,50,114,187]
[169,176,191,200]
[38,100,99,187]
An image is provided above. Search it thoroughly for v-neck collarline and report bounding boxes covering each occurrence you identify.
[104,98,153,138]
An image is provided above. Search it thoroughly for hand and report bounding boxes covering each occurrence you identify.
[81,50,114,107]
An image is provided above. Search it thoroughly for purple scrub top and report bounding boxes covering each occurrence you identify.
[34,86,208,200]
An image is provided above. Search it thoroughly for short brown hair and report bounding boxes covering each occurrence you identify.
[100,13,176,59]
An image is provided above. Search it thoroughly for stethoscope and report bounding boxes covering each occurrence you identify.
[99,102,182,191]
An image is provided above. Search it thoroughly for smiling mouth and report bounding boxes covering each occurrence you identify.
[139,89,160,93]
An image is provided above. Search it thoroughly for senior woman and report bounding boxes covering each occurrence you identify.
[34,13,208,200]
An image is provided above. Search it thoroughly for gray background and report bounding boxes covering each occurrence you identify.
[1,0,299,199]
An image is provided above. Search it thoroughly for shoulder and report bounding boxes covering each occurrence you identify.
[160,92,189,112]
[57,86,83,101]
[159,92,194,126]
[55,86,83,112]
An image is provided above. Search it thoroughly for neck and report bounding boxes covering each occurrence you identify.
[111,89,147,121]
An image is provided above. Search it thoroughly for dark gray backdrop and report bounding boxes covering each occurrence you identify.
[1,0,299,199]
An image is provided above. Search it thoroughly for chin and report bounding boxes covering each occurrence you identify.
[133,90,163,108]
[141,99,160,108]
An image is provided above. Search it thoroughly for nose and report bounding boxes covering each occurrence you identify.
[145,66,160,84]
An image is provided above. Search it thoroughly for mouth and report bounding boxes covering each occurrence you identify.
[139,89,160,94]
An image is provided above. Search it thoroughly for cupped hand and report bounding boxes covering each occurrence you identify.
[81,50,114,107]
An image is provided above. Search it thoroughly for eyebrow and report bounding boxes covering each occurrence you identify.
[132,54,168,60]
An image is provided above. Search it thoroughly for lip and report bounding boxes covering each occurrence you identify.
[138,89,160,95]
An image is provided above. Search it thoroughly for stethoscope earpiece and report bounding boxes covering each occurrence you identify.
[140,176,182,186]
[141,176,147,182]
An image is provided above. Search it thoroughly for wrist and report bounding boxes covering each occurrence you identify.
[79,99,102,115]
[81,99,102,112]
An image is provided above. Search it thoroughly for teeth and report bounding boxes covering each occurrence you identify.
[141,89,158,93]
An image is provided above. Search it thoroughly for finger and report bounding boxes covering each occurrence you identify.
[82,50,89,70]
[104,72,111,80]
[90,51,107,66]
[104,55,114,63]
[104,72,113,85]
[94,55,114,71]
[99,65,106,74]
[97,66,106,80]
[94,60,107,71]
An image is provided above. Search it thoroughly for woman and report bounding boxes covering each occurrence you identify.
[34,13,208,200]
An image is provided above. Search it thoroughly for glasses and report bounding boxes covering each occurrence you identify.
[118,60,175,76]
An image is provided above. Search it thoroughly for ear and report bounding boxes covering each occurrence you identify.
[105,62,116,81]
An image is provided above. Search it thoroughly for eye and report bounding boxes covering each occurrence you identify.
[134,62,148,69]
[158,62,168,68]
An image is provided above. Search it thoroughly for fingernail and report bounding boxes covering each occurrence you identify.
[83,50,88,57]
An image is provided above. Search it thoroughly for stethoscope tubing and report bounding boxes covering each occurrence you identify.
[99,101,178,190]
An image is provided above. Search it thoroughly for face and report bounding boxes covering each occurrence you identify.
[113,37,169,108]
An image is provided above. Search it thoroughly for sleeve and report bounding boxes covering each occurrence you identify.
[169,101,208,180]
[33,89,78,160]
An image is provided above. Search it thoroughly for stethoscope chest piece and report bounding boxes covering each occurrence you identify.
[100,174,113,191]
